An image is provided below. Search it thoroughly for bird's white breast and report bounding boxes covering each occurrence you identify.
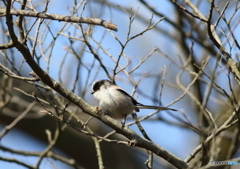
[93,87,135,119]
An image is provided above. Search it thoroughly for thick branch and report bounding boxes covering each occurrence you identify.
[0,7,117,31]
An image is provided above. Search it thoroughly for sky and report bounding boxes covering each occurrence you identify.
[1,0,239,168]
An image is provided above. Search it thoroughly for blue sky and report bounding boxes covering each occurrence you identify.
[1,0,239,168]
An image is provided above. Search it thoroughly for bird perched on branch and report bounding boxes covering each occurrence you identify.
[91,79,176,124]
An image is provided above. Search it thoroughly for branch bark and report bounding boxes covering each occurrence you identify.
[0,7,117,31]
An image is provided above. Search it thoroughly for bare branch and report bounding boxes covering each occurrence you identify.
[0,7,117,31]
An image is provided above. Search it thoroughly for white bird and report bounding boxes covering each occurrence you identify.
[91,79,176,121]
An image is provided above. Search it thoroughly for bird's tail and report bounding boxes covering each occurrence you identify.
[135,105,177,111]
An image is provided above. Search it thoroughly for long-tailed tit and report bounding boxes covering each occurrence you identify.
[91,80,176,120]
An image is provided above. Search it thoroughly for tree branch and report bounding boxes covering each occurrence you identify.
[0,7,117,31]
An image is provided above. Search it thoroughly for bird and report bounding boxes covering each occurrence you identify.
[91,79,176,123]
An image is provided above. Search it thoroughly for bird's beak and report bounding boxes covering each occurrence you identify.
[91,91,94,94]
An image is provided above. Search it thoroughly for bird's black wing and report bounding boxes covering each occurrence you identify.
[116,88,144,112]
[115,89,138,104]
